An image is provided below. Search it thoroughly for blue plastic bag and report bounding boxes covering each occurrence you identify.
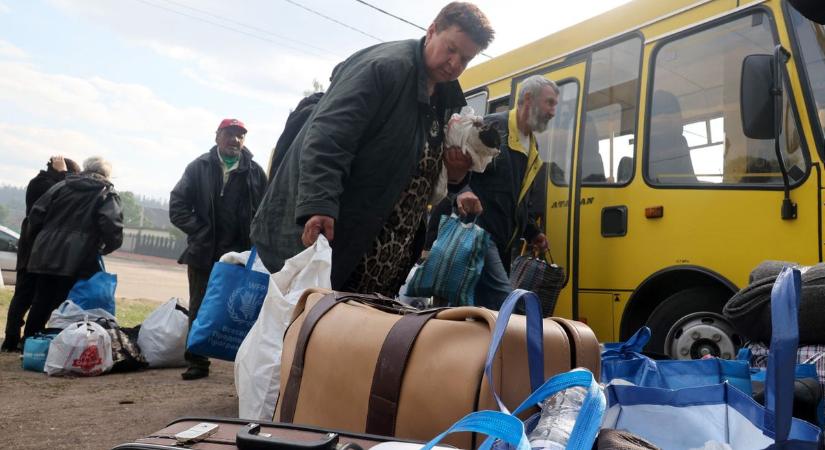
[602,326,753,395]
[22,330,59,372]
[186,248,269,361]
[602,267,822,449]
[67,255,117,315]
[407,214,490,306]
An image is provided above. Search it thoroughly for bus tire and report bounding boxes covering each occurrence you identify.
[644,285,741,359]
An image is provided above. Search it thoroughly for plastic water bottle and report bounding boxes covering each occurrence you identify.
[527,384,587,450]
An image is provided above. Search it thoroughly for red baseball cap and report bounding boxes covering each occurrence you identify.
[217,118,247,133]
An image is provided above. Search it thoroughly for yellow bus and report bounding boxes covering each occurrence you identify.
[459,0,825,358]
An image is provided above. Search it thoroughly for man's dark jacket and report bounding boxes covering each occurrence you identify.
[251,38,466,289]
[170,147,267,270]
[470,111,541,269]
[16,168,69,271]
[26,172,124,278]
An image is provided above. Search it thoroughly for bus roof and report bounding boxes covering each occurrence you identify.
[459,0,755,92]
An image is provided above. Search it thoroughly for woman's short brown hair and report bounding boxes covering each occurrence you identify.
[433,2,494,50]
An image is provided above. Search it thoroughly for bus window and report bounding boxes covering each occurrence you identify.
[489,96,511,114]
[788,5,825,159]
[581,37,642,185]
[647,12,806,186]
[463,91,488,116]
[535,81,579,186]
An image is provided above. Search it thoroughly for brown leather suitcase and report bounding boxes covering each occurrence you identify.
[111,416,413,449]
[275,289,599,449]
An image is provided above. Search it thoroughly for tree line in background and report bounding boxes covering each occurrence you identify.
[0,184,178,238]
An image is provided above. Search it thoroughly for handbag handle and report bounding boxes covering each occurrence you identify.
[480,369,605,450]
[245,247,258,271]
[601,326,651,358]
[97,254,106,272]
[484,289,544,413]
[421,410,530,450]
[764,267,801,443]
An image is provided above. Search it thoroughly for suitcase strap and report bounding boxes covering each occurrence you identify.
[280,292,436,425]
[280,293,345,423]
[366,310,439,436]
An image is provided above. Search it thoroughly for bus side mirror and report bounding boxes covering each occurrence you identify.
[740,54,775,140]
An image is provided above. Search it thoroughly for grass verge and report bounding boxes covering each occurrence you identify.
[0,287,158,340]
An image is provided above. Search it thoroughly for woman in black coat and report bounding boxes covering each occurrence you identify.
[1,156,80,352]
[22,156,124,339]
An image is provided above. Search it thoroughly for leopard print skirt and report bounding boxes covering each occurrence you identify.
[344,140,443,296]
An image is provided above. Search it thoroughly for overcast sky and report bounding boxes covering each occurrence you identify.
[0,0,629,199]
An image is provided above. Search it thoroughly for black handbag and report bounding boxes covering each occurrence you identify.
[509,244,564,317]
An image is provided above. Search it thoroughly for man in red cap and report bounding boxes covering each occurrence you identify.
[169,118,267,380]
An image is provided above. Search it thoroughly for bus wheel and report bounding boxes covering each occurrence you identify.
[645,286,741,359]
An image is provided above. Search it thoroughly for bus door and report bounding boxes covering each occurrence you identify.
[521,62,587,321]
[572,36,644,342]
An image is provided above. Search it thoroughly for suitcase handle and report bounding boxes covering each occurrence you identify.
[237,423,340,450]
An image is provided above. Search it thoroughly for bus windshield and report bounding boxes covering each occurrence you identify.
[789,5,825,154]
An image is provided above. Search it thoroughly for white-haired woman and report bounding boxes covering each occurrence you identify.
[23,156,123,338]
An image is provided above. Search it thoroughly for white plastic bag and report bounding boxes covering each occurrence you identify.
[398,264,431,310]
[431,108,501,204]
[47,300,117,329]
[235,235,332,420]
[45,320,113,376]
[137,298,188,368]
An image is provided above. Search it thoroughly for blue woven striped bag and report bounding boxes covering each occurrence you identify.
[407,214,490,306]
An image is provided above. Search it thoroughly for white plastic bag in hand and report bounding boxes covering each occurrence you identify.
[235,235,332,420]
[45,320,113,376]
[432,108,501,204]
[137,298,188,368]
[444,109,501,173]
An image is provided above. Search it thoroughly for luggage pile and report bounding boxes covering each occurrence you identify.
[22,297,190,376]
[114,256,824,450]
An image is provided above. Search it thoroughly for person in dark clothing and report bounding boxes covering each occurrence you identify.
[1,156,80,352]
[251,2,494,296]
[267,92,324,182]
[169,118,267,380]
[453,75,558,309]
[23,156,123,339]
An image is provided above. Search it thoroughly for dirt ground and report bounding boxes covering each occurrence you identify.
[0,354,239,449]
[0,252,239,449]
[106,251,189,303]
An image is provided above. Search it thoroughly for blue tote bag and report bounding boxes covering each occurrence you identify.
[602,326,753,395]
[407,214,490,306]
[186,247,269,361]
[67,255,117,315]
[602,267,822,449]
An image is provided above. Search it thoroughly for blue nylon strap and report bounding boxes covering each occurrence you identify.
[765,267,801,443]
[246,246,258,270]
[421,410,530,450]
[480,370,605,450]
[484,289,544,412]
[97,254,105,272]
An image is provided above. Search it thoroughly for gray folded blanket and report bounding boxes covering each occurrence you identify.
[723,261,825,344]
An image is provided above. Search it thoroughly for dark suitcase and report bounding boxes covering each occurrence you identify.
[112,417,419,450]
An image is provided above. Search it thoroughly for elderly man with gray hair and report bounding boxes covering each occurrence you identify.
[22,156,123,338]
[452,74,559,310]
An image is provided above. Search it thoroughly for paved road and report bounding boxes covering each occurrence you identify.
[106,251,188,303]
